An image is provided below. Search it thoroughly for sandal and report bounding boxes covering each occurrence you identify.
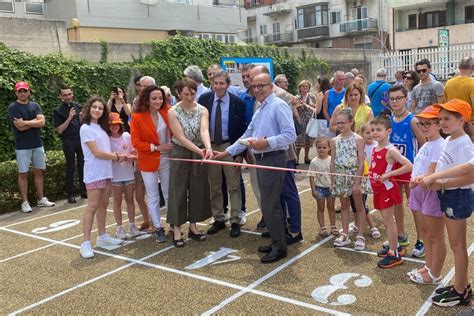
[371,227,381,239]
[407,265,429,277]
[354,236,366,251]
[173,238,185,248]
[188,230,207,242]
[330,226,339,236]
[139,221,151,231]
[334,233,351,247]
[409,268,442,285]
[319,227,329,237]
[348,224,359,235]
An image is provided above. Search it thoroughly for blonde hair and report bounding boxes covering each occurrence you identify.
[315,136,331,151]
[360,122,371,133]
[298,80,311,91]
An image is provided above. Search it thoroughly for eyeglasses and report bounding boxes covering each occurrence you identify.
[416,121,436,129]
[404,75,413,80]
[416,69,428,74]
[389,96,405,103]
[335,121,350,125]
[250,83,272,90]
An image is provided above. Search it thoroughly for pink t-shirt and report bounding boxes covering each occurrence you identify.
[109,132,134,182]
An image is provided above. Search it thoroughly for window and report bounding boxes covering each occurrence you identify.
[245,28,252,38]
[272,22,281,41]
[351,6,368,20]
[466,5,474,23]
[260,25,267,35]
[24,0,44,14]
[418,10,446,29]
[408,14,417,29]
[0,0,14,12]
[331,11,341,24]
[297,4,328,28]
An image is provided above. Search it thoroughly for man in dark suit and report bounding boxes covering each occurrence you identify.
[198,69,247,238]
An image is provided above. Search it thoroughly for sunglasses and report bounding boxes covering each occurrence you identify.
[416,121,437,129]
[404,75,413,80]
[416,69,428,74]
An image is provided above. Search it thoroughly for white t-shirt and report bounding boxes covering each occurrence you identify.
[109,132,135,182]
[308,156,331,187]
[157,113,171,161]
[412,137,444,177]
[364,141,378,165]
[436,134,474,189]
[80,123,113,184]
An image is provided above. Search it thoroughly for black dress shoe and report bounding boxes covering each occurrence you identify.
[67,197,77,204]
[257,245,272,253]
[286,232,303,245]
[207,221,226,235]
[261,231,270,238]
[230,223,241,238]
[260,250,287,264]
[256,217,266,230]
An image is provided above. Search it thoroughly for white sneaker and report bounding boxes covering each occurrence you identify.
[116,225,126,239]
[37,197,55,207]
[239,211,247,226]
[21,201,32,213]
[80,241,94,259]
[128,223,140,237]
[96,234,123,247]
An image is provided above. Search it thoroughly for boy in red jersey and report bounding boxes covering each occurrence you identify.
[369,115,413,268]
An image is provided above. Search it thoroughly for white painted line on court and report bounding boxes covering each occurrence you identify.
[240,229,263,236]
[3,226,344,316]
[415,242,474,316]
[202,234,336,315]
[337,246,426,264]
[7,244,176,316]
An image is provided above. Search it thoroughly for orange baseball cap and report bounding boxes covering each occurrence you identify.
[15,81,30,91]
[434,99,472,122]
[109,112,123,125]
[415,105,440,119]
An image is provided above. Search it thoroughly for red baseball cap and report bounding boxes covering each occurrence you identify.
[15,81,30,91]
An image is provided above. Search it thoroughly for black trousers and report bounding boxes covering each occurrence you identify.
[62,138,85,198]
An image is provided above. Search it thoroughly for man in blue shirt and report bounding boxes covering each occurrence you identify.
[215,73,296,264]
[367,68,392,116]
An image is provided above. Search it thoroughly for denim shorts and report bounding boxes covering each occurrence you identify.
[15,146,46,173]
[315,186,333,199]
[112,179,135,187]
[437,188,474,220]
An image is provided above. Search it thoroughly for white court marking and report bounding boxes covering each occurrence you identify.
[337,246,426,264]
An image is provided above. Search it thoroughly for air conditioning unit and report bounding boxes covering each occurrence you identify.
[352,0,361,7]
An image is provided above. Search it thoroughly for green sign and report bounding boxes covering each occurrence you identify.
[438,29,449,47]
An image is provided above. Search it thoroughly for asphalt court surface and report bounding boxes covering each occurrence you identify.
[1,170,473,315]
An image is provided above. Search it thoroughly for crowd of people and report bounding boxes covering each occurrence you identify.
[7,55,473,308]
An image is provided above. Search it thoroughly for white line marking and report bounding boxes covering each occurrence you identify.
[3,226,344,316]
[337,247,426,264]
[202,235,338,315]
[415,242,474,316]
[240,229,263,236]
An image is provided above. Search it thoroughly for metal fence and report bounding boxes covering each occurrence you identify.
[372,44,474,82]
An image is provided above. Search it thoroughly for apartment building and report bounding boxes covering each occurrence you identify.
[242,0,390,49]
[389,0,474,50]
[0,0,246,43]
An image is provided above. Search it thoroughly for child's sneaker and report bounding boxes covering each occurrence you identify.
[96,234,123,247]
[116,225,126,239]
[398,233,410,247]
[432,285,472,307]
[377,250,403,268]
[412,240,425,258]
[128,223,140,237]
[334,233,351,247]
[377,245,406,257]
[80,241,94,259]
[436,284,472,297]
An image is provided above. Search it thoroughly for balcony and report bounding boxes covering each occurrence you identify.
[263,2,292,17]
[389,0,448,10]
[297,25,329,40]
[243,36,257,44]
[263,32,294,45]
[339,18,378,33]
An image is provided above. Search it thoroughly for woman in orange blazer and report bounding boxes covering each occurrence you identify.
[131,85,172,243]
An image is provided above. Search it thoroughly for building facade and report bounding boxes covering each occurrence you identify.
[0,0,246,43]
[242,0,390,50]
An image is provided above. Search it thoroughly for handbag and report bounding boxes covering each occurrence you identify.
[305,111,319,138]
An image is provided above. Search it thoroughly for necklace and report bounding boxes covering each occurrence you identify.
[394,109,407,119]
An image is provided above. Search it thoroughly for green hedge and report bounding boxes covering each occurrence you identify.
[0,35,329,164]
[0,150,71,213]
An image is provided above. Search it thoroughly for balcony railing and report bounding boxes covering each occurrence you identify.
[244,36,257,44]
[263,32,294,44]
[339,18,378,33]
[297,25,329,40]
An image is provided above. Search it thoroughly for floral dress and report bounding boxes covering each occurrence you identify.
[171,103,203,147]
[332,133,359,197]
[295,93,316,148]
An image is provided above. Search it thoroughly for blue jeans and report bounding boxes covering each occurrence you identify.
[280,160,302,234]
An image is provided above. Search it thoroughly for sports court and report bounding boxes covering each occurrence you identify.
[1,170,473,315]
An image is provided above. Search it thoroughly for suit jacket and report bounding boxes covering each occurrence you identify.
[130,105,170,172]
[198,91,247,145]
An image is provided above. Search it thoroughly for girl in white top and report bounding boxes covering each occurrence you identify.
[426,100,474,307]
[309,137,337,237]
[108,112,138,240]
[79,96,126,259]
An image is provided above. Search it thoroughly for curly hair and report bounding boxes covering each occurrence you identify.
[81,96,109,131]
[134,85,167,113]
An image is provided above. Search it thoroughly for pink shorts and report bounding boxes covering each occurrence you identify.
[85,179,111,190]
[409,185,443,217]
